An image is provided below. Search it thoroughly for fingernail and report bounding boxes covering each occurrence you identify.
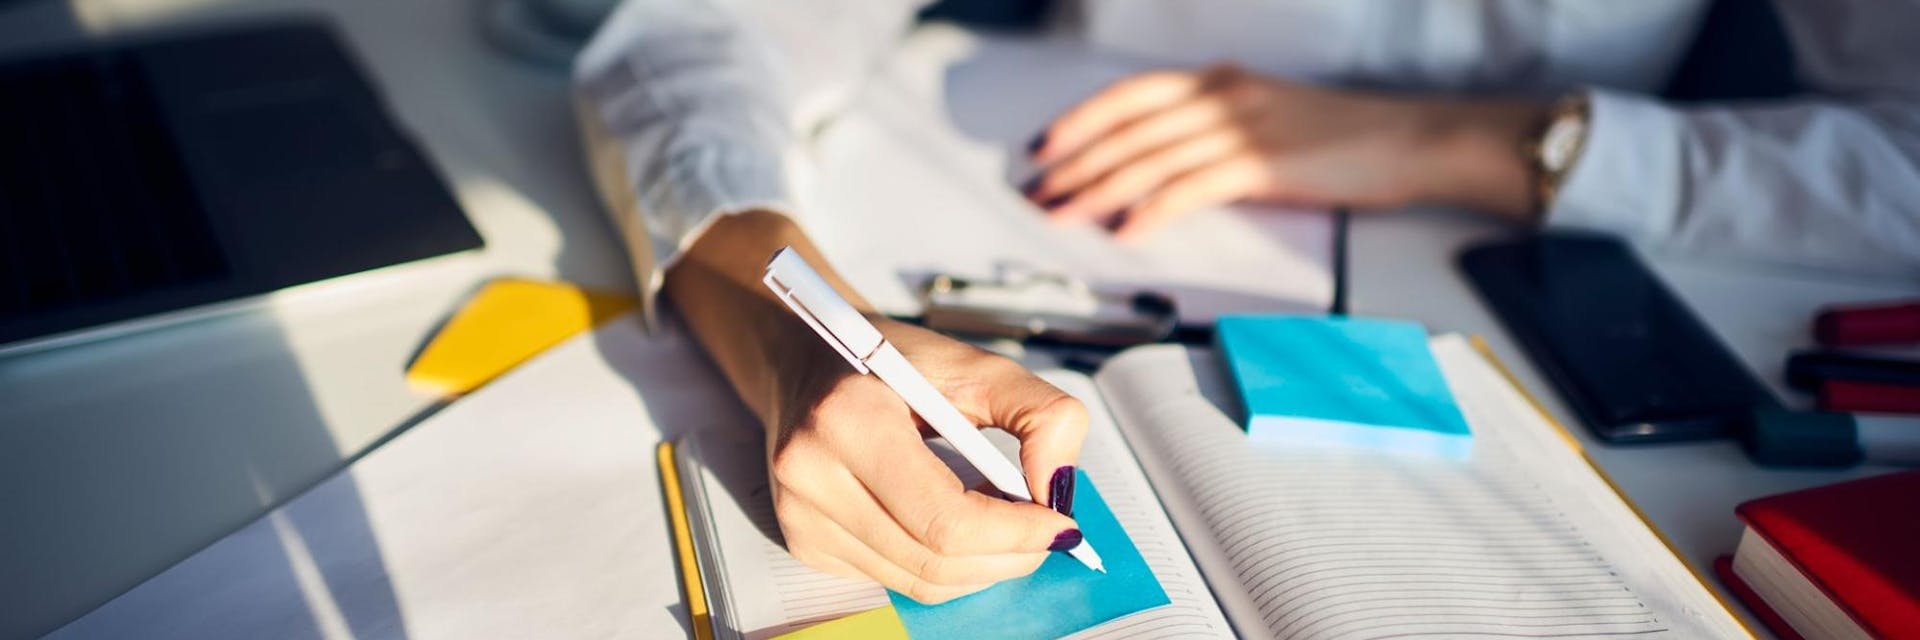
[1026,132,1047,155]
[1042,194,1072,210]
[1020,175,1043,198]
[1048,529,1083,551]
[1049,466,1076,517]
[1102,209,1131,231]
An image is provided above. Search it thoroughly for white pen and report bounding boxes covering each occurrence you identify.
[763,247,1106,573]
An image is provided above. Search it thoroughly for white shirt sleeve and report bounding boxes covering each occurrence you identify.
[571,0,931,324]
[1551,90,1920,276]
[1549,0,1920,276]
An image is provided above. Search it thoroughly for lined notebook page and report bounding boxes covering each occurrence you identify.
[677,372,1235,640]
[1094,337,1747,640]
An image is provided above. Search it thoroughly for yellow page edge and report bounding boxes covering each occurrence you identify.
[1468,336,1758,640]
[659,441,717,640]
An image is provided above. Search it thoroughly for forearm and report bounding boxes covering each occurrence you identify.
[663,211,871,428]
[574,0,932,319]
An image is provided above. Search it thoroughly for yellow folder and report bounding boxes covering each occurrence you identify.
[405,278,636,396]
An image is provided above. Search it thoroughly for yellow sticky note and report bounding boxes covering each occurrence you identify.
[405,278,636,395]
[772,607,909,640]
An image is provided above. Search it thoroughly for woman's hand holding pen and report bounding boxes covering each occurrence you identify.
[666,211,1089,604]
[765,319,1088,603]
[1024,64,1545,239]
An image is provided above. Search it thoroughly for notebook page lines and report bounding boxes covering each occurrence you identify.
[1070,495,1232,640]
[1133,398,1671,639]
[739,490,891,629]
[1065,422,1236,639]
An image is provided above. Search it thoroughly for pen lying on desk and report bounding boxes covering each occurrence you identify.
[1746,408,1920,467]
[762,246,1107,573]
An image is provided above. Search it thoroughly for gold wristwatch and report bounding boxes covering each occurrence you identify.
[1529,92,1591,214]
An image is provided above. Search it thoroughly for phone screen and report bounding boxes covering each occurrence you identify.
[1459,234,1779,443]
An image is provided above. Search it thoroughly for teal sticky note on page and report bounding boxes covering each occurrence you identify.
[1215,315,1472,457]
[889,471,1168,640]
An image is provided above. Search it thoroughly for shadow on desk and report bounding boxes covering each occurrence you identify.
[581,314,761,639]
[3,0,637,635]
[7,301,410,638]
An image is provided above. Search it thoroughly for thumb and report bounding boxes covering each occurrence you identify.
[982,372,1089,515]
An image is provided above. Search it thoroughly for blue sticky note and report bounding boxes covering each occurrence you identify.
[889,471,1168,640]
[1215,315,1472,457]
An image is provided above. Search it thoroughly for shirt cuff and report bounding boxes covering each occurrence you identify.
[638,137,793,267]
[576,97,801,330]
[1544,88,1686,242]
[637,143,799,329]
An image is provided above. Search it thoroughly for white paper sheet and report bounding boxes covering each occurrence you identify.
[48,321,711,639]
[808,27,1336,323]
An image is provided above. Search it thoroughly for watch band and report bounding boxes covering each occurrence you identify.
[1529,92,1592,215]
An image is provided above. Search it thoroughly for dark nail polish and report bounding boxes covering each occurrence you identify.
[1102,209,1131,231]
[1049,529,1083,551]
[1020,175,1044,198]
[1041,194,1073,210]
[1027,132,1048,154]
[1049,466,1076,517]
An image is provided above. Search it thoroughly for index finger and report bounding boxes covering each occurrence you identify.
[1033,69,1207,164]
[838,426,1079,557]
[950,365,1090,514]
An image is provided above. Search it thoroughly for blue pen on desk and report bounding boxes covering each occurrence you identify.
[762,246,1106,573]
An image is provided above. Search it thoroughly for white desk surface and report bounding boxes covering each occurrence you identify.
[1,1,1913,638]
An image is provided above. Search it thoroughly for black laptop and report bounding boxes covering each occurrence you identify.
[0,17,483,354]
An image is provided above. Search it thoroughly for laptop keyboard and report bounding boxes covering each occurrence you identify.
[0,52,228,318]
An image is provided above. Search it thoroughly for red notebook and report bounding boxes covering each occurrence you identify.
[1717,470,1920,639]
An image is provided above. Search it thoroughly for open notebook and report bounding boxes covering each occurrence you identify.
[672,336,1751,639]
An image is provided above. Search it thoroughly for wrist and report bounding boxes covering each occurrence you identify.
[666,210,874,430]
[1412,99,1550,222]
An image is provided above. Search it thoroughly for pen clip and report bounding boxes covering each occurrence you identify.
[762,247,884,376]
[765,271,871,375]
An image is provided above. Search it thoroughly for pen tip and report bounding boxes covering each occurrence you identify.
[1066,540,1105,573]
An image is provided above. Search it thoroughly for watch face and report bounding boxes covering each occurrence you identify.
[1541,116,1586,171]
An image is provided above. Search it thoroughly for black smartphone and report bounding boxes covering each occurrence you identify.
[1458,233,1779,443]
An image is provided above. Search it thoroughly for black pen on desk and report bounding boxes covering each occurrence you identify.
[1330,207,1350,316]
[1785,350,1920,390]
